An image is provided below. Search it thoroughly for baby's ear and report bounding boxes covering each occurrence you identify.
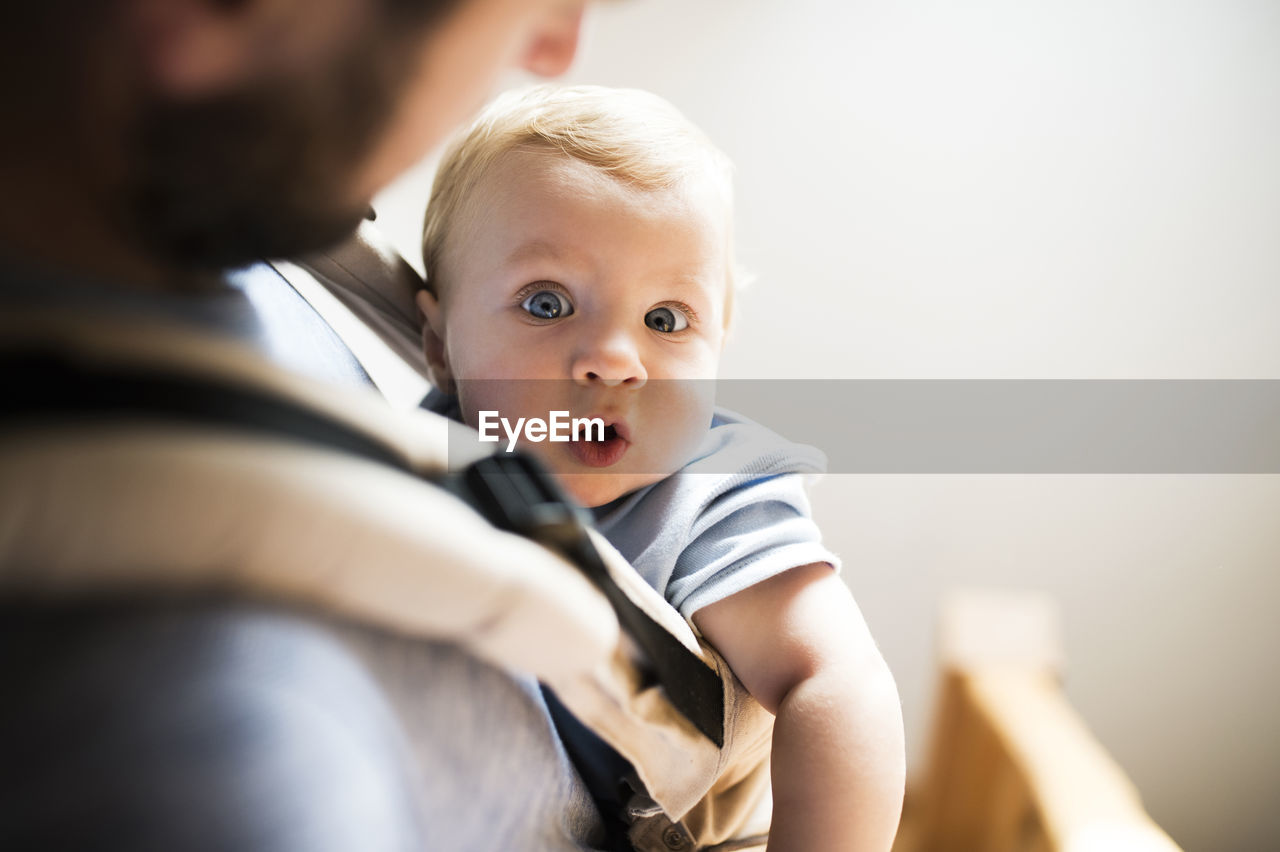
[415,289,455,394]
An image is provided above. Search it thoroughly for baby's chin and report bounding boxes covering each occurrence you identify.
[555,470,666,509]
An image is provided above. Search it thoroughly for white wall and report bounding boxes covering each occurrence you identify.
[374,2,1280,849]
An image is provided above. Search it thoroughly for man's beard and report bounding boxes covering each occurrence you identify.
[123,28,409,272]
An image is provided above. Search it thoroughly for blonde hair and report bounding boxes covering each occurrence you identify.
[421,84,740,317]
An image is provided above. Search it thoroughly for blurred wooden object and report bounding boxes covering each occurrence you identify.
[898,591,1182,852]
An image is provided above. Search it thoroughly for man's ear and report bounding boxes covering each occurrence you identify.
[519,4,586,78]
[415,289,455,394]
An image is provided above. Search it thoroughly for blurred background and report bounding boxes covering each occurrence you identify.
[373,2,1280,849]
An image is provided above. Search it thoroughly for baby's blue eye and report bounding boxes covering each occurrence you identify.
[645,306,688,333]
[521,289,573,319]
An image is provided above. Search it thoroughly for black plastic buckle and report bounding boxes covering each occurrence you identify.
[453,453,604,582]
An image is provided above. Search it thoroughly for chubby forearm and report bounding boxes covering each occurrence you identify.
[693,564,906,852]
[767,657,905,851]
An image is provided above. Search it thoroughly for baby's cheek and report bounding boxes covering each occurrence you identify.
[457,382,526,429]
[516,436,562,467]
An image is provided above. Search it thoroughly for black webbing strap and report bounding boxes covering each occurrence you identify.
[1,351,406,469]
[453,454,725,747]
[0,349,725,747]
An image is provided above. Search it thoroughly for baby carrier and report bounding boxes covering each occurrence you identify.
[0,225,773,851]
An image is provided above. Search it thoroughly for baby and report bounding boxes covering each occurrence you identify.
[416,85,904,851]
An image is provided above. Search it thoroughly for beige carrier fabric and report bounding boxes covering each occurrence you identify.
[0,425,622,683]
[0,311,461,472]
[547,537,774,846]
[0,310,774,849]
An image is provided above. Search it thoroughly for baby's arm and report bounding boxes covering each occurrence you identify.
[693,563,905,852]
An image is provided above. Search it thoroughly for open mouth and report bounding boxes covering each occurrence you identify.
[567,421,630,468]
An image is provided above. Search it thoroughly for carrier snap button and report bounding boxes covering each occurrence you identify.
[662,826,689,850]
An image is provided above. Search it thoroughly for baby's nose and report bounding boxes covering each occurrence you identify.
[571,332,647,388]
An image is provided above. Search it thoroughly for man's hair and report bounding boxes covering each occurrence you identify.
[422,84,741,311]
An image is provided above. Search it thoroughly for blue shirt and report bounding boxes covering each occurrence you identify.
[591,407,840,621]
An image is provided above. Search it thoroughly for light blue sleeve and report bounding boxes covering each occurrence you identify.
[665,471,841,620]
[593,408,841,623]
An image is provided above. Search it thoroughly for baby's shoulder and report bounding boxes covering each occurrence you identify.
[688,407,827,481]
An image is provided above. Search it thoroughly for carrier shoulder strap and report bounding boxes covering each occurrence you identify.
[0,346,724,747]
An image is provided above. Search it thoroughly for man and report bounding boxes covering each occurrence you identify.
[2,0,586,282]
[0,2,608,849]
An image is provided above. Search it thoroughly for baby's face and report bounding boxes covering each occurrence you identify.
[421,149,729,506]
